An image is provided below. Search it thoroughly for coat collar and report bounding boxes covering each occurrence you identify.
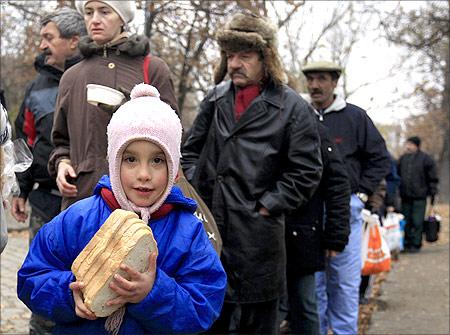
[78,34,150,58]
[210,80,284,109]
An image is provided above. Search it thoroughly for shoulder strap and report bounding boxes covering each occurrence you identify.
[100,188,121,210]
[143,55,151,84]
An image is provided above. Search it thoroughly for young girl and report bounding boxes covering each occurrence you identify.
[18,84,226,334]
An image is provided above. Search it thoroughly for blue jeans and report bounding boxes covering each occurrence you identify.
[288,273,320,335]
[315,194,364,335]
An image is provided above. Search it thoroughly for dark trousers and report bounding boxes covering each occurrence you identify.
[401,198,427,249]
[287,273,320,335]
[208,299,280,334]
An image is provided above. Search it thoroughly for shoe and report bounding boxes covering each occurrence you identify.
[403,246,420,253]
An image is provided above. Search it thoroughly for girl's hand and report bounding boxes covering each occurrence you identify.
[107,252,157,306]
[69,281,97,320]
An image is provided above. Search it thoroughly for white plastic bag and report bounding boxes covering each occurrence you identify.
[1,138,33,200]
[382,212,403,252]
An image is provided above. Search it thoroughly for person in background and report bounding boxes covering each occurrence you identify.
[359,153,401,304]
[397,136,438,253]
[17,84,226,334]
[10,8,86,335]
[384,153,401,214]
[48,0,178,209]
[283,121,350,335]
[182,13,322,334]
[12,7,86,239]
[302,60,390,335]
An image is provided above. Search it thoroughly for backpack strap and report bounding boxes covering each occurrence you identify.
[100,188,121,210]
[143,55,151,84]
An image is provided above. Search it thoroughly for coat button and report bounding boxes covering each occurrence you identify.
[312,226,316,231]
[108,62,115,69]
[293,231,297,236]
[327,147,332,152]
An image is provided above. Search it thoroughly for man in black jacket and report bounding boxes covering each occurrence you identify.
[398,136,438,252]
[10,7,86,335]
[285,122,350,335]
[302,61,390,335]
[182,13,322,334]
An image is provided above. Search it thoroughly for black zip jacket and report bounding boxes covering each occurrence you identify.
[398,150,438,199]
[14,53,82,204]
[318,100,390,196]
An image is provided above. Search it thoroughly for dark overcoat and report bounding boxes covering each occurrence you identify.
[182,80,322,303]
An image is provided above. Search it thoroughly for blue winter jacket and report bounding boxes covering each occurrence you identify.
[17,175,227,334]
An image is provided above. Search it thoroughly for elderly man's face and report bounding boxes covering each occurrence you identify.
[305,72,338,110]
[226,50,264,88]
[39,22,78,70]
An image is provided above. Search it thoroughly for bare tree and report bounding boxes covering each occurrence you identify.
[1,1,47,121]
[142,1,303,128]
[376,1,449,201]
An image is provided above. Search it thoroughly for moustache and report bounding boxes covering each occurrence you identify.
[43,49,52,56]
[230,70,247,78]
[311,89,322,95]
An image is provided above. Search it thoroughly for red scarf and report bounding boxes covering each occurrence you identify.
[100,188,173,220]
[234,84,261,121]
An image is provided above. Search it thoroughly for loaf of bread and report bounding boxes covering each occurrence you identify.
[71,209,158,317]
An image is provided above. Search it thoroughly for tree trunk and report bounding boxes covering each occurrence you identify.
[438,31,450,202]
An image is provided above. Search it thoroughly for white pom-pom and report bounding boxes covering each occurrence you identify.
[130,83,161,99]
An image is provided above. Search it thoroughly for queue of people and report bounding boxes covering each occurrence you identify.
[0,2,439,334]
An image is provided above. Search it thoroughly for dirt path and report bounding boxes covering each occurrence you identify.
[361,204,449,335]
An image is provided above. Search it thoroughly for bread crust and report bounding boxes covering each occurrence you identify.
[71,209,158,317]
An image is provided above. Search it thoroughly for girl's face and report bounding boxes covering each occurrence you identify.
[120,140,168,208]
[84,1,123,45]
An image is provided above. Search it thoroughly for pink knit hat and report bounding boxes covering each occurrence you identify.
[107,83,182,222]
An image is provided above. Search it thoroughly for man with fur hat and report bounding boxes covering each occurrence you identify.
[302,60,390,335]
[398,136,438,253]
[182,13,323,334]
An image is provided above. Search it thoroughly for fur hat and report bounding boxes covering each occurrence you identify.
[214,13,287,85]
[107,84,182,222]
[76,1,136,24]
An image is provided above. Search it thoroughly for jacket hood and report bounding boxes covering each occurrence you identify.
[94,175,197,214]
[78,34,150,58]
[34,52,84,81]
